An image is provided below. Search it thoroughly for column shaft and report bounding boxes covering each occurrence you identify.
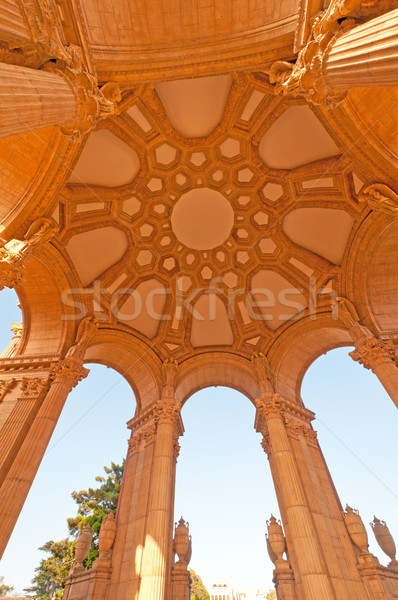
[371,361,398,408]
[265,411,335,600]
[0,61,77,138]
[138,418,176,600]
[326,9,398,88]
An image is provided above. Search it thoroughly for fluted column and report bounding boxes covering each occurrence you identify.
[0,355,88,557]
[135,359,183,600]
[325,9,398,87]
[256,394,335,600]
[0,46,120,140]
[0,376,50,487]
[0,316,98,558]
[270,5,398,107]
[0,61,78,138]
[337,298,398,409]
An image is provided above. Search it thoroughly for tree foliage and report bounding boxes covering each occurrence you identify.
[190,569,210,600]
[24,539,74,600]
[67,461,124,567]
[0,576,14,596]
[26,462,124,598]
[266,590,277,600]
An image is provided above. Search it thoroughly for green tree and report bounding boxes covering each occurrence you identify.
[26,461,124,598]
[67,461,124,567]
[190,569,210,600]
[24,539,74,599]
[0,576,14,596]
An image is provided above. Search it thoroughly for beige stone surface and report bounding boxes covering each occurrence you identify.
[0,1,398,599]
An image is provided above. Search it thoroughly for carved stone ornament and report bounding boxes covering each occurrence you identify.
[66,316,99,360]
[269,0,397,108]
[370,517,398,566]
[128,423,157,455]
[173,517,192,566]
[20,376,50,398]
[0,218,58,290]
[0,379,17,402]
[350,336,397,371]
[51,356,89,388]
[42,45,121,141]
[343,505,369,553]
[261,432,272,456]
[358,183,398,214]
[251,352,274,394]
[266,515,287,562]
[11,322,23,337]
[155,396,182,425]
[162,357,178,388]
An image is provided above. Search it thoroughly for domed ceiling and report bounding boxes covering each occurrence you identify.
[54,72,368,360]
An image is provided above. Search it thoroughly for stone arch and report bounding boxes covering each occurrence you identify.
[269,313,353,404]
[84,328,163,412]
[175,351,259,406]
[345,212,398,336]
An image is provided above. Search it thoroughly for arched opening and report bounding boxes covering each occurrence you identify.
[1,362,136,594]
[174,386,279,595]
[302,347,398,566]
[0,288,22,356]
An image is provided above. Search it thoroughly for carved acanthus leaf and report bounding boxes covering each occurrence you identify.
[0,379,17,402]
[358,183,398,214]
[51,356,89,388]
[20,376,50,398]
[350,336,397,371]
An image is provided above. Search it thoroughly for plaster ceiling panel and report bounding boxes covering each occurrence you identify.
[259,106,340,169]
[171,188,234,250]
[155,75,233,138]
[283,208,354,265]
[191,294,234,347]
[251,270,307,331]
[117,279,167,339]
[69,130,140,187]
[66,227,128,285]
[66,227,128,286]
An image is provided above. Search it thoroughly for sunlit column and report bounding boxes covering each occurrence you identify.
[256,394,335,600]
[0,355,88,557]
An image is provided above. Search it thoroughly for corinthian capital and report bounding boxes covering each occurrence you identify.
[358,183,398,214]
[0,379,17,402]
[350,336,397,371]
[0,218,58,290]
[51,356,89,388]
[155,396,182,425]
[43,46,121,141]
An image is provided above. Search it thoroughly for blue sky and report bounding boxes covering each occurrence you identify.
[1,287,398,594]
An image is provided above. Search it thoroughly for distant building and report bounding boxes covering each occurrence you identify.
[208,580,241,600]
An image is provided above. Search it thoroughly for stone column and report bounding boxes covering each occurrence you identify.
[0,46,120,140]
[337,298,398,409]
[0,355,88,557]
[256,394,335,600]
[325,9,398,88]
[137,361,183,600]
[0,376,50,487]
[270,5,398,107]
[0,316,98,558]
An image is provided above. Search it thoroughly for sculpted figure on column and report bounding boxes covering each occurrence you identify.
[0,217,58,290]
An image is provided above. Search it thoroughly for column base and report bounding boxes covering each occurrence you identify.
[63,560,112,600]
[273,560,297,600]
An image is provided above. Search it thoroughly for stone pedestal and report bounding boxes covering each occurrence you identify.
[273,560,297,600]
[63,560,112,600]
[171,563,191,600]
